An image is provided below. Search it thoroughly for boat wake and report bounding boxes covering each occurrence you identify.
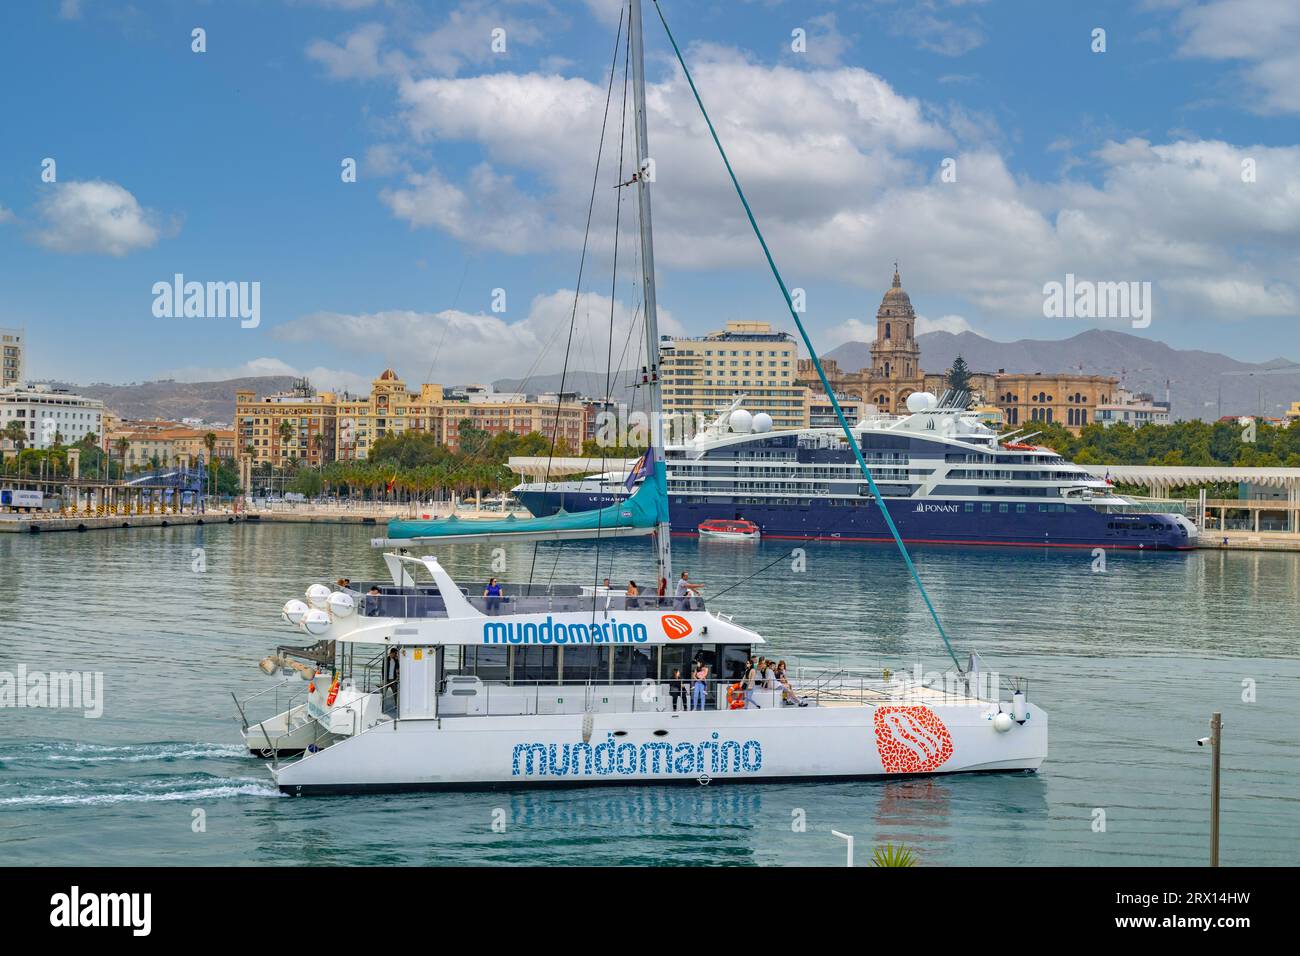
[0,740,283,808]
[20,741,247,764]
[0,778,282,807]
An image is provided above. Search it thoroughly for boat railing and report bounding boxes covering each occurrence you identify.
[355,590,707,619]
[787,665,1028,706]
[233,675,309,731]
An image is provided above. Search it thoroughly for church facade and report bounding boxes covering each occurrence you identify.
[797,268,1118,434]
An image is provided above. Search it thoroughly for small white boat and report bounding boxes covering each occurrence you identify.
[698,519,761,540]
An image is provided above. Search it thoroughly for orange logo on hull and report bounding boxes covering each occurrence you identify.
[873,706,953,773]
[661,614,692,639]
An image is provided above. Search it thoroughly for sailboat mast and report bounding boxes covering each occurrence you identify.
[628,0,672,584]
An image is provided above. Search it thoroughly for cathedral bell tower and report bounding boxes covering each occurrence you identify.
[863,265,925,414]
[869,265,920,383]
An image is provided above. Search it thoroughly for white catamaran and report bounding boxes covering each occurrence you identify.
[234,0,1047,795]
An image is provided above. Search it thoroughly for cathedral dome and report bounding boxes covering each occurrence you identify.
[878,267,914,313]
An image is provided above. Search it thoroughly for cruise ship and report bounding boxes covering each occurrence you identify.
[513,394,1197,550]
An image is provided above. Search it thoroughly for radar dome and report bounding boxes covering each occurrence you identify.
[728,409,753,433]
[751,412,773,433]
[905,392,938,413]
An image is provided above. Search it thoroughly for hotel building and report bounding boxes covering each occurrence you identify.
[659,320,810,430]
[1,327,23,387]
[235,379,338,469]
[0,383,103,449]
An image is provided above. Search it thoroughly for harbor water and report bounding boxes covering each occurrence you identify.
[1,523,1297,866]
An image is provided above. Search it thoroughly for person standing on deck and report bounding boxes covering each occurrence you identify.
[674,571,701,610]
[691,659,709,711]
[383,648,400,711]
[484,578,503,615]
[743,657,760,709]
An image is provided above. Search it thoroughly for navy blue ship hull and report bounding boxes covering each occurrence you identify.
[513,490,1194,550]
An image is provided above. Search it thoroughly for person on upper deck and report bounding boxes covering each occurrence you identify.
[674,571,701,610]
[484,578,503,615]
[365,586,382,616]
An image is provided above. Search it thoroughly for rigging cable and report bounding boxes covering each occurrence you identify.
[651,0,962,670]
[526,5,625,595]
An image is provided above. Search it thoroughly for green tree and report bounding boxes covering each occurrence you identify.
[945,355,973,394]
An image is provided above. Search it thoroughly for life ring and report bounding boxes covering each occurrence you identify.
[726,683,745,709]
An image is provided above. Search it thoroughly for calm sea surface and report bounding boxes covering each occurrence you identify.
[2,523,1297,866]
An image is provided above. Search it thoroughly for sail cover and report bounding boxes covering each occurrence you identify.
[383,456,667,544]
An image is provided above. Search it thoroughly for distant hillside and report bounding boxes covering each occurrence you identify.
[824,329,1300,422]
[45,376,298,423]
[492,368,639,400]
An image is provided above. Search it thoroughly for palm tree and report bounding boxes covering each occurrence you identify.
[203,432,218,497]
[312,432,325,474]
[114,437,129,480]
[3,419,27,451]
[277,421,295,497]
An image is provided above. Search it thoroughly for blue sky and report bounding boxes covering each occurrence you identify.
[2,0,1299,392]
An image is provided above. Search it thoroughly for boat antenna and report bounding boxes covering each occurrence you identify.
[650,0,962,671]
[629,0,672,584]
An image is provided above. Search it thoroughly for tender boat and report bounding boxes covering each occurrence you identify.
[698,518,760,540]
[233,0,1048,795]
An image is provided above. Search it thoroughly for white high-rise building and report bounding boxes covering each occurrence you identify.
[0,383,104,449]
[1,327,23,387]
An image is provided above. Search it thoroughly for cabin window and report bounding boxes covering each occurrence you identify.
[612,646,655,682]
[661,643,693,685]
[514,646,558,684]
[560,645,608,683]
[472,646,509,682]
[718,645,751,682]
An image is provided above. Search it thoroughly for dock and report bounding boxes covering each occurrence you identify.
[0,503,527,534]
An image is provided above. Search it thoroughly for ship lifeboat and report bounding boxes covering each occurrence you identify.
[1001,442,1038,451]
[698,519,761,540]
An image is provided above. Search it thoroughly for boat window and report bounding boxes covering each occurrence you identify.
[514,646,559,683]
[471,646,509,682]
[718,645,751,682]
[1016,504,1027,513]
[561,645,610,683]
[661,643,692,683]
[612,646,655,682]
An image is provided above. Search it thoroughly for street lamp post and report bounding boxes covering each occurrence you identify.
[1197,712,1223,867]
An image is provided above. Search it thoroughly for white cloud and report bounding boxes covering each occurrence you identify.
[273,290,681,386]
[306,4,546,82]
[917,313,975,335]
[59,0,82,21]
[306,23,390,80]
[315,18,1300,331]
[795,14,852,68]
[0,205,15,224]
[1175,0,1300,114]
[33,180,163,256]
